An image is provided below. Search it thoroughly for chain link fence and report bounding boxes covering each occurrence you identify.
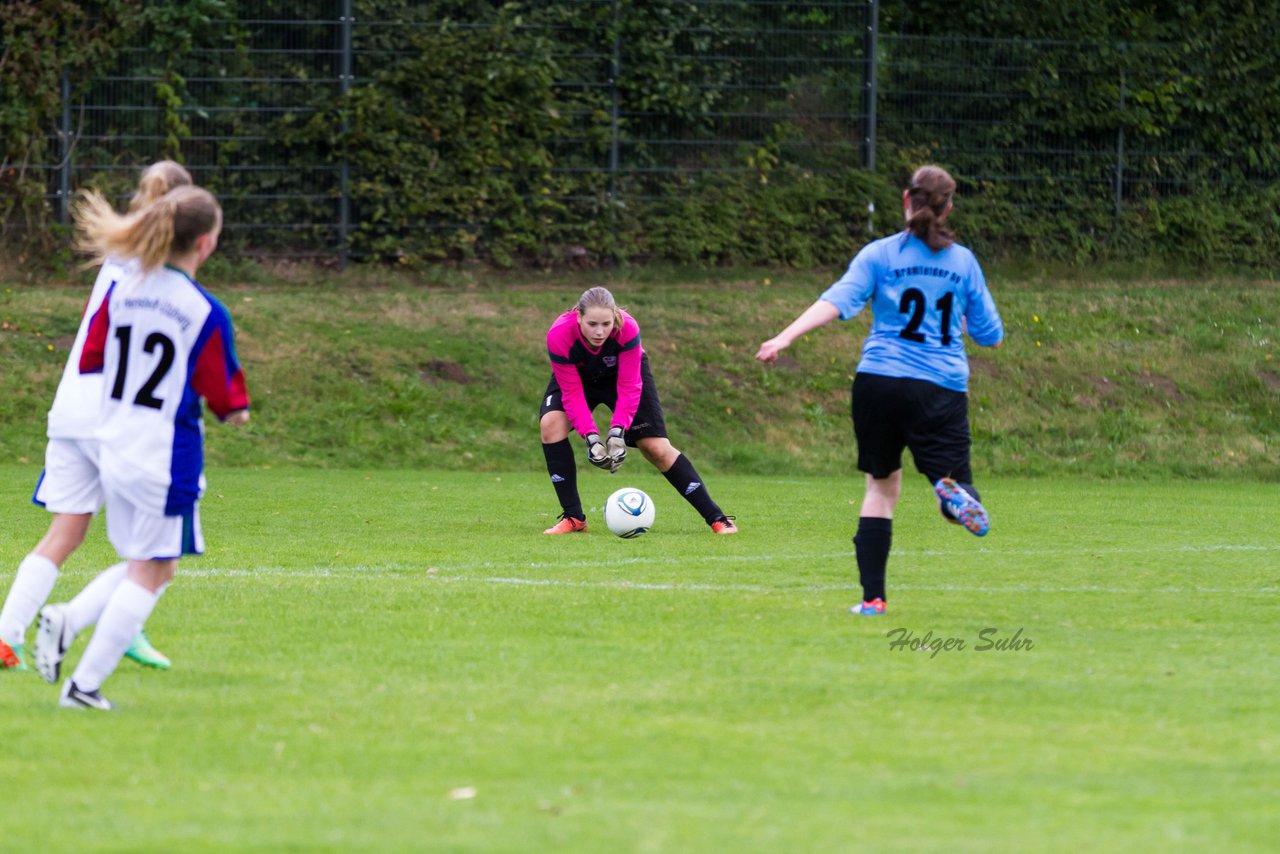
[22,1,1277,263]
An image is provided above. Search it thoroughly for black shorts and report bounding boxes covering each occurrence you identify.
[851,372,972,483]
[539,354,668,445]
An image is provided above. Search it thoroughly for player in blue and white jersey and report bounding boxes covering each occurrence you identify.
[756,165,1004,616]
[0,162,191,675]
[33,184,249,710]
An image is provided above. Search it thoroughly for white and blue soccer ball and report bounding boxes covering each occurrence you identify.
[604,487,655,538]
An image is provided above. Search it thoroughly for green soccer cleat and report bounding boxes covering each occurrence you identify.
[125,631,171,670]
[1,639,29,672]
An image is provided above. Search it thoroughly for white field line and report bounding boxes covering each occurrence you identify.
[179,539,1280,579]
[172,569,1278,595]
[163,540,1280,594]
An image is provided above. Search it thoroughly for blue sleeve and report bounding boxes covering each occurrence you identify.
[963,257,1003,346]
[819,243,880,321]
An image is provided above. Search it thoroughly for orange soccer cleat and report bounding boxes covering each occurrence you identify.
[1,639,28,671]
[543,514,588,535]
[710,516,738,534]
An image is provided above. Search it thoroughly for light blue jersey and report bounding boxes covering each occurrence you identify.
[819,232,1003,392]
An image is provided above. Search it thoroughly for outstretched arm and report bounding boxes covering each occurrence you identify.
[755,300,840,363]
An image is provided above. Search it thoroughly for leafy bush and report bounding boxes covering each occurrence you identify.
[5,1,1280,270]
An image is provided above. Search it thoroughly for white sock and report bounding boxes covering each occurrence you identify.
[69,579,158,693]
[0,553,60,646]
[65,563,128,636]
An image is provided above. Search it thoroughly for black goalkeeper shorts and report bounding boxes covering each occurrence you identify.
[539,354,668,445]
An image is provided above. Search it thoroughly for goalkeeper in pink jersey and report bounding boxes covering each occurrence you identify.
[539,287,737,535]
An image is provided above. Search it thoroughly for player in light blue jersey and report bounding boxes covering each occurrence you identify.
[757,165,1004,615]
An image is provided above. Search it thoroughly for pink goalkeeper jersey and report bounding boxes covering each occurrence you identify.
[79,264,249,516]
[546,309,643,439]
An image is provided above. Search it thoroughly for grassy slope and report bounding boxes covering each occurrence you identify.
[0,263,1276,478]
[1,467,1276,851]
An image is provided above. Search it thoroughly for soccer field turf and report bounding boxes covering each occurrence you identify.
[1,466,1276,852]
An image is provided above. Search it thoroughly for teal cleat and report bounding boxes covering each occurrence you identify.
[1,639,29,672]
[125,631,171,670]
[852,598,887,616]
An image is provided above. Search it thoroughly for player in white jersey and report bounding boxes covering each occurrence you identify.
[757,165,1004,616]
[0,162,191,674]
[33,184,249,710]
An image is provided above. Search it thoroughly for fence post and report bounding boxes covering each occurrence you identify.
[339,0,353,270]
[608,0,621,267]
[59,69,72,226]
[1114,64,1125,221]
[863,0,879,232]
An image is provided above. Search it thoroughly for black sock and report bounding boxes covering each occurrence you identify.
[662,454,723,524]
[542,440,583,520]
[854,517,893,602]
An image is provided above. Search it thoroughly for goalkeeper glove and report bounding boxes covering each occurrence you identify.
[606,426,627,472]
[585,433,611,469]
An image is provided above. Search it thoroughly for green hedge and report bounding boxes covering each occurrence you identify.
[4,1,1280,269]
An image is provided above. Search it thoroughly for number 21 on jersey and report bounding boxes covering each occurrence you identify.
[898,288,954,346]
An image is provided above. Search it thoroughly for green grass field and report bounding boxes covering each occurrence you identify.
[2,465,1276,852]
[3,268,1277,479]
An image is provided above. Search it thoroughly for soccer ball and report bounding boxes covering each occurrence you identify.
[604,487,655,538]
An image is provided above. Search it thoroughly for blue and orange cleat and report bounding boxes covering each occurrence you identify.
[934,478,990,536]
[852,598,887,616]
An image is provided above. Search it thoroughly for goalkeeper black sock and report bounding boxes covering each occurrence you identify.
[542,440,583,520]
[662,454,722,524]
[854,517,893,602]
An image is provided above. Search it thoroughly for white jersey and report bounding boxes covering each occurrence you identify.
[46,257,136,439]
[80,264,248,516]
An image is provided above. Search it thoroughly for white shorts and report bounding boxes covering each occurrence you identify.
[103,484,205,561]
[33,438,103,515]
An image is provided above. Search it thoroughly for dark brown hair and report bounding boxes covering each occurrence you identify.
[905,165,956,251]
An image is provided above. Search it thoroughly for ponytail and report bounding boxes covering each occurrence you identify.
[75,185,221,271]
[905,165,957,252]
[128,160,193,212]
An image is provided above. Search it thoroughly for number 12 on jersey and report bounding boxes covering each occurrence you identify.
[110,325,176,410]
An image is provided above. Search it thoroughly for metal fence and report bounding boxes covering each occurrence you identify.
[26,1,1278,262]
[35,1,874,263]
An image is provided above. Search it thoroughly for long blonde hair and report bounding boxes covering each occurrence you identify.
[75,185,222,272]
[574,286,623,330]
[127,160,192,213]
